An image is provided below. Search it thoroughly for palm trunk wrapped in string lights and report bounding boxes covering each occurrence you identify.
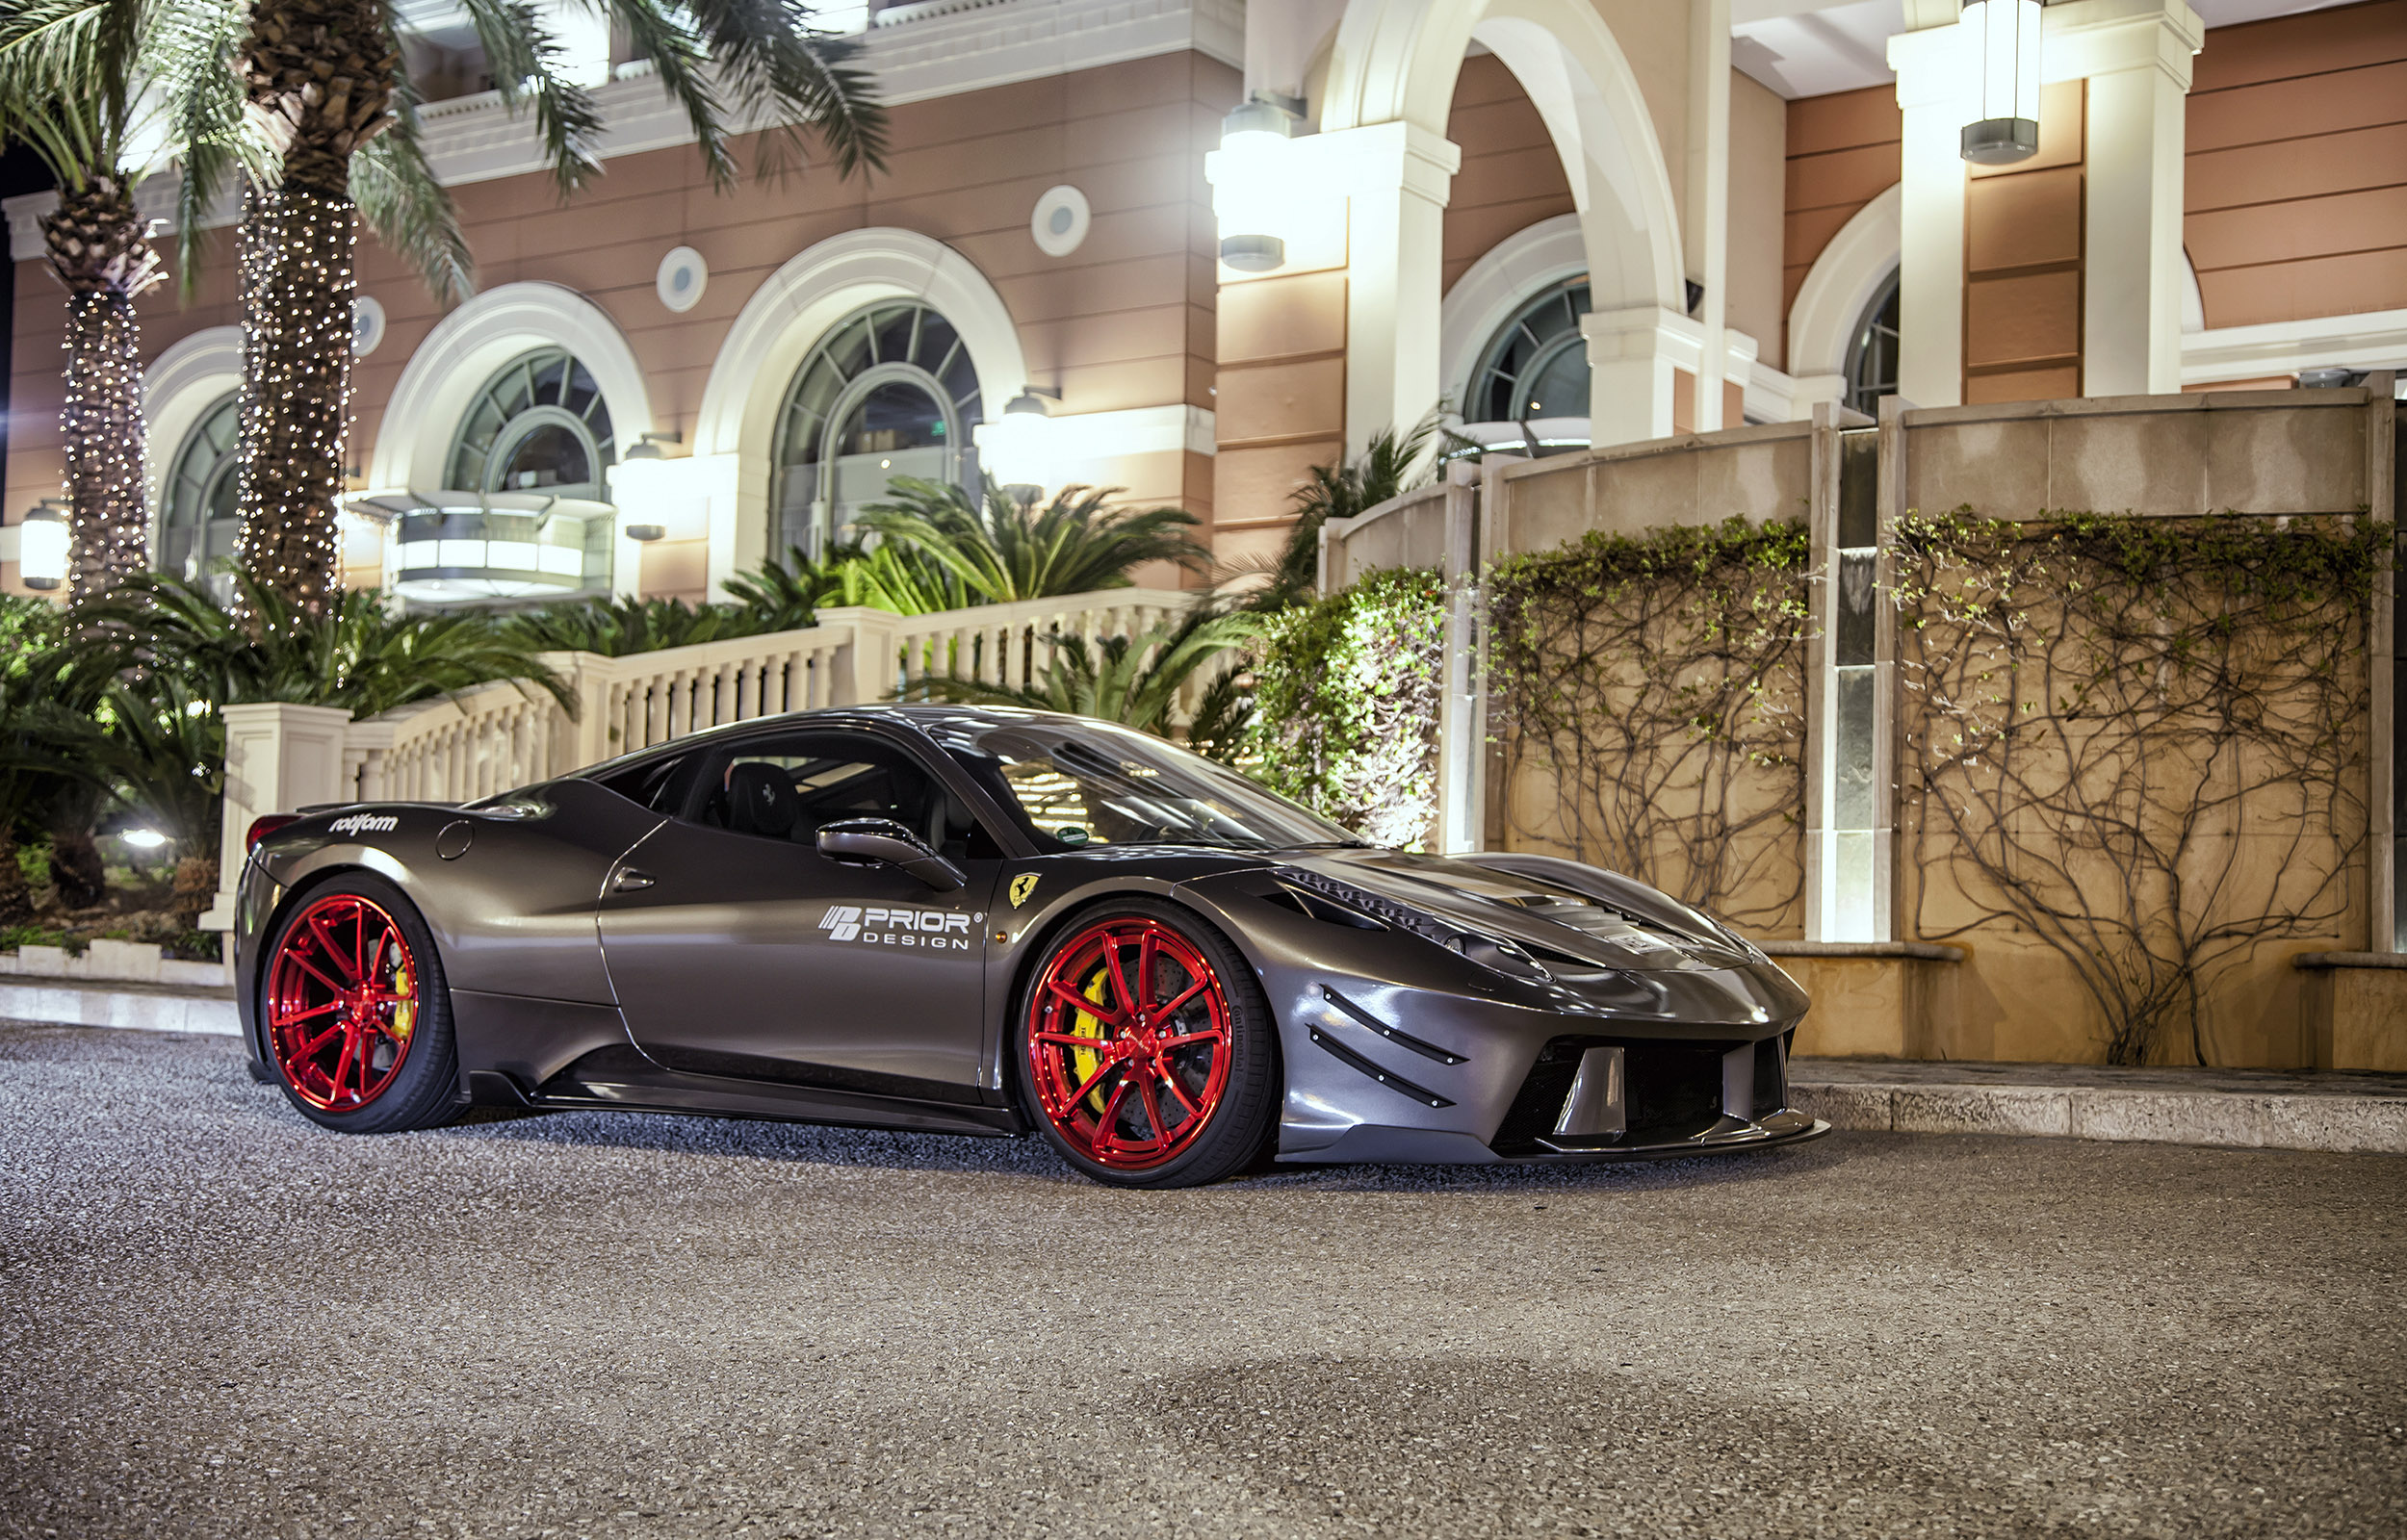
[43,174,161,612]
[234,0,398,616]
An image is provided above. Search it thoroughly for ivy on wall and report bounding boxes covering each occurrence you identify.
[1247,567,1448,850]
[1487,517,1814,935]
[1895,508,2393,1066]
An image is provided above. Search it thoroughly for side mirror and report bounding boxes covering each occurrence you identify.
[816,817,966,892]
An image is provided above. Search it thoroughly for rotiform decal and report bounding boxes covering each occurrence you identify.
[818,904,974,950]
[329,814,401,835]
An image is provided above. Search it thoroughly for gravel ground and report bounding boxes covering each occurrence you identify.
[3,1023,2402,1540]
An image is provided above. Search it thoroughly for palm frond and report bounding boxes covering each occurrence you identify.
[0,0,150,190]
[663,0,888,183]
[858,476,1207,604]
[602,0,735,187]
[1229,408,1446,613]
[900,606,1253,741]
[349,72,473,303]
[457,0,605,195]
[145,0,263,295]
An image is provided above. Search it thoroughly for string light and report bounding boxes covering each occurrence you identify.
[44,174,161,612]
[235,184,355,621]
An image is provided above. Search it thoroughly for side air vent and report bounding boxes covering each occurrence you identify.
[1261,885,1384,929]
[1308,1027,1453,1108]
[1319,986,1466,1064]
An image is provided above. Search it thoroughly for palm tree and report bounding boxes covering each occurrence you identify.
[901,606,1255,750]
[148,0,887,614]
[1241,411,1444,613]
[858,476,1209,603]
[0,0,166,611]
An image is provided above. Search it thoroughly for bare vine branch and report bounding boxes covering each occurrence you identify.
[1488,518,1812,934]
[1895,508,2388,1065]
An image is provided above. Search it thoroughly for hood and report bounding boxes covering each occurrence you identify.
[1277,848,1764,976]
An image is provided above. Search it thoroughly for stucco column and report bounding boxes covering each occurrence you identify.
[1583,304,1684,446]
[1686,0,1733,430]
[2048,0,2203,397]
[1329,120,1461,454]
[1888,17,1970,409]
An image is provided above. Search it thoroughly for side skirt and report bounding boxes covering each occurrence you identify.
[512,1047,1024,1138]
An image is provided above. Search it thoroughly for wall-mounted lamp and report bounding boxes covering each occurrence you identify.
[623,524,666,543]
[1214,95,1302,272]
[1960,0,2042,165]
[980,385,1063,489]
[622,429,684,462]
[17,500,68,591]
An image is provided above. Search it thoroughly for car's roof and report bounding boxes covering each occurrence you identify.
[564,703,1136,780]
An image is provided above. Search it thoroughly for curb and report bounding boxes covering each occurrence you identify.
[1792,1079,2407,1156]
[0,975,239,1038]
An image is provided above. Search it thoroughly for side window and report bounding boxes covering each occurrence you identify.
[591,751,691,812]
[694,732,999,860]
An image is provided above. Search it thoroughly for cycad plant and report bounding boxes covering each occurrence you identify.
[0,0,168,610]
[65,570,570,719]
[900,606,1255,753]
[142,0,887,614]
[858,477,1208,603]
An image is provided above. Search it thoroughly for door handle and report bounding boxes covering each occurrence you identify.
[612,867,656,892]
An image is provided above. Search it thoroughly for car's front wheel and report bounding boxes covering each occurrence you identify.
[260,874,459,1134]
[1015,899,1279,1188]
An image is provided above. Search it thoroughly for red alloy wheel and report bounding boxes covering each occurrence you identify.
[265,894,423,1113]
[1026,916,1234,1170]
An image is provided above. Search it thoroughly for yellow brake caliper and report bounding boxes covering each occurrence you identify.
[1071,969,1112,1113]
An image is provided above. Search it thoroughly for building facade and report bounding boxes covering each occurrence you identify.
[1,0,2401,600]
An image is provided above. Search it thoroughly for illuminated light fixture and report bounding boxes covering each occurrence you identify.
[17,501,68,591]
[1215,96,1301,272]
[352,490,608,604]
[119,829,168,850]
[1960,0,2043,165]
[980,385,1062,491]
[622,429,683,462]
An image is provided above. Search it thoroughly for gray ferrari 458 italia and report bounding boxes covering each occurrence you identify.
[234,705,1826,1188]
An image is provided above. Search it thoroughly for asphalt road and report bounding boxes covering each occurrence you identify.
[3,1024,2402,1540]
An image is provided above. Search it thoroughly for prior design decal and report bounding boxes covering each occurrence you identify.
[818,904,974,950]
[329,813,401,835]
[1009,873,1040,909]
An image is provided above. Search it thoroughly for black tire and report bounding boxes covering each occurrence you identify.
[258,872,461,1135]
[1013,897,1280,1189]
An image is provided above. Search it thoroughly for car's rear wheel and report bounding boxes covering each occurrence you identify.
[1016,899,1278,1188]
[261,875,459,1134]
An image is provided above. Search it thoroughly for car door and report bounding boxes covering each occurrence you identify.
[595,724,1003,1103]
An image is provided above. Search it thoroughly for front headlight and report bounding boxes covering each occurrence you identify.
[1278,868,1554,983]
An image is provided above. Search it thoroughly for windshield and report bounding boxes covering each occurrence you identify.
[938,718,1361,852]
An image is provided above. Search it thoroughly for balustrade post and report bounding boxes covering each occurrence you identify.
[202,703,357,936]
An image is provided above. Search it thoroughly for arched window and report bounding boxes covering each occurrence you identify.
[159,392,240,584]
[770,299,981,559]
[446,346,615,497]
[1845,270,1901,418]
[1469,278,1592,428]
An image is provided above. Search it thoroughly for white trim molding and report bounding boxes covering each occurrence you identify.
[694,226,1029,586]
[1788,181,1900,381]
[142,326,246,558]
[2180,309,2407,389]
[1439,213,1587,409]
[367,281,656,493]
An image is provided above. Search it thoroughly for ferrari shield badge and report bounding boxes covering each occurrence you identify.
[1009,873,1041,909]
